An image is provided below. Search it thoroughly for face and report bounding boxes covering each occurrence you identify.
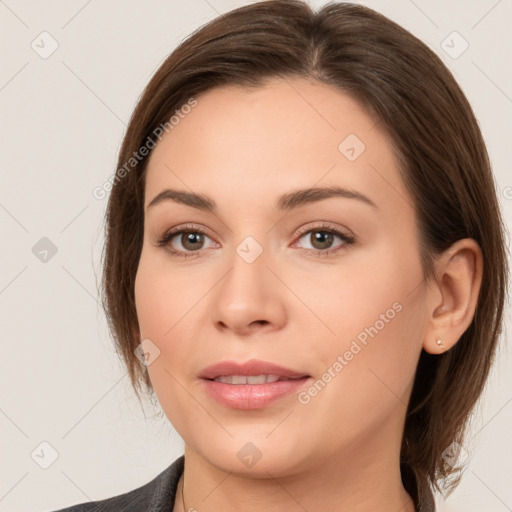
[134,77,429,477]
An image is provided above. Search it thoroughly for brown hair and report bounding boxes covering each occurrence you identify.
[100,0,508,505]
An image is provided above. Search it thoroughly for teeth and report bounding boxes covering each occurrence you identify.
[213,374,282,384]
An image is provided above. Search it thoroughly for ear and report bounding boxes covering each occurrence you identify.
[423,238,483,354]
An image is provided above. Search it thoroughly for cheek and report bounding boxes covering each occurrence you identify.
[293,247,425,417]
[134,251,214,423]
[292,307,423,453]
[134,258,186,430]
[134,250,207,340]
[289,250,420,351]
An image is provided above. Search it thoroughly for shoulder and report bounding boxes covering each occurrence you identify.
[51,455,184,512]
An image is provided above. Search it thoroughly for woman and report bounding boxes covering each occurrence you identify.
[54,1,508,511]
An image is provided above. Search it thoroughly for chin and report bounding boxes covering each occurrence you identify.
[189,435,313,479]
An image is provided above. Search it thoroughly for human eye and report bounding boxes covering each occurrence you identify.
[153,223,219,259]
[292,222,356,257]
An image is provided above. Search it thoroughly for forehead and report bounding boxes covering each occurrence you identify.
[143,77,410,214]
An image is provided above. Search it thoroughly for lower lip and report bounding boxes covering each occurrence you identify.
[201,377,311,409]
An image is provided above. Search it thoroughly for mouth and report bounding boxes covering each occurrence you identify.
[199,359,309,381]
[199,360,311,409]
[207,374,308,384]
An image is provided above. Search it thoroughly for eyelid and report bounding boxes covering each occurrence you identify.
[156,223,217,243]
[292,221,356,241]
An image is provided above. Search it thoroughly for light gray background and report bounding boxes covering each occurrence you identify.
[0,1,510,511]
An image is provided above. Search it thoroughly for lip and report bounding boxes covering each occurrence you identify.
[199,359,311,410]
[199,359,309,380]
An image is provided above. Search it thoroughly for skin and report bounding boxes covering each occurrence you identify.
[134,77,483,512]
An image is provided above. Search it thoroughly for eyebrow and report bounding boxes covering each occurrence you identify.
[146,185,378,212]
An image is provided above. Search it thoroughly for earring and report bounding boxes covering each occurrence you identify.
[435,337,445,350]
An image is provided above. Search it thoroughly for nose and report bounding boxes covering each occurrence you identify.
[211,242,287,336]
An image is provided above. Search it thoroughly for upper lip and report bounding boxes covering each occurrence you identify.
[199,359,310,380]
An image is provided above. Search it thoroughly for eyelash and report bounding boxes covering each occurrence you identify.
[154,222,356,259]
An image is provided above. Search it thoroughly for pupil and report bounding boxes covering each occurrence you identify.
[311,231,333,249]
[182,232,203,250]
